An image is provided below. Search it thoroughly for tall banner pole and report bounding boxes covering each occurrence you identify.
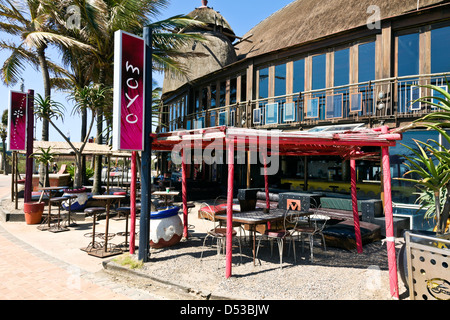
[24,90,34,203]
[138,26,153,262]
[129,151,137,254]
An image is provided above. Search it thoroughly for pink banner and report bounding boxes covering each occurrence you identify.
[113,31,145,151]
[8,91,27,151]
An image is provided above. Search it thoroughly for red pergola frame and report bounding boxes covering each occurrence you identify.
[150,125,402,299]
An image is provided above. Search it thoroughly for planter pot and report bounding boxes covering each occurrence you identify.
[149,206,183,249]
[23,202,45,225]
[61,187,89,211]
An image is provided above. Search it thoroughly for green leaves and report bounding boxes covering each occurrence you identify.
[34,93,66,121]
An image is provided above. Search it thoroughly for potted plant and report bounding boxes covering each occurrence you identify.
[23,147,55,224]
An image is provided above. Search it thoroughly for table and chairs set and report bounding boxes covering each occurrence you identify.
[197,191,329,268]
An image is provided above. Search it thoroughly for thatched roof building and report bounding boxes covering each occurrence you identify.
[162,0,237,94]
[235,0,448,59]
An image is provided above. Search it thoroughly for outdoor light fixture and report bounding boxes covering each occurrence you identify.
[377,102,385,110]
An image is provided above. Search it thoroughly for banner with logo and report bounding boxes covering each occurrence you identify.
[113,30,145,151]
[7,91,27,151]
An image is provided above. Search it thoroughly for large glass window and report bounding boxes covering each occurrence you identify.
[358,41,375,83]
[398,33,420,77]
[210,84,216,108]
[219,81,226,107]
[431,25,450,74]
[241,74,247,102]
[258,67,269,99]
[274,64,286,97]
[293,59,305,93]
[201,88,208,110]
[230,78,237,104]
[312,54,326,90]
[334,48,349,86]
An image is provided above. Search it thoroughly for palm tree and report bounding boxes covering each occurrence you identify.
[25,0,204,194]
[34,85,104,188]
[0,0,66,140]
[30,146,54,187]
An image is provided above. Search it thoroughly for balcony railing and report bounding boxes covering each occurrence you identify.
[163,72,450,132]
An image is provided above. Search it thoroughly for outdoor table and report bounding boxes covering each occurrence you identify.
[152,190,180,207]
[37,186,68,231]
[215,208,312,265]
[88,194,125,258]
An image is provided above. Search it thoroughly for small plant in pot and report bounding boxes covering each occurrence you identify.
[23,147,55,224]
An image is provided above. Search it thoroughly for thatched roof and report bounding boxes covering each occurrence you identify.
[235,0,448,59]
[162,31,237,94]
[186,6,236,42]
[19,141,132,157]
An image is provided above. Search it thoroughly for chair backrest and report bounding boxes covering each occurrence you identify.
[199,202,220,231]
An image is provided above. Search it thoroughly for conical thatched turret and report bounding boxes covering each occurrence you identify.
[162,1,237,95]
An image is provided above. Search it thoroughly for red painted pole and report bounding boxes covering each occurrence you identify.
[182,148,188,239]
[350,159,363,253]
[381,127,399,299]
[129,151,136,254]
[225,138,234,278]
[263,152,270,211]
[24,90,34,203]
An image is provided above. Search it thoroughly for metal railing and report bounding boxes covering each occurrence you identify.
[163,72,450,132]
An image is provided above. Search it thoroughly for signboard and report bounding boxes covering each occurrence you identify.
[306,98,319,119]
[410,86,421,111]
[283,102,296,122]
[326,94,343,119]
[350,93,363,113]
[265,103,278,124]
[113,30,145,151]
[7,91,27,151]
[432,85,448,109]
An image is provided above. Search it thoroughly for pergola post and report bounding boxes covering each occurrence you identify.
[181,148,188,239]
[263,152,270,212]
[381,128,399,299]
[225,137,234,278]
[350,159,363,253]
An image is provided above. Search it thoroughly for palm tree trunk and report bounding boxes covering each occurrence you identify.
[92,67,106,194]
[81,108,87,185]
[37,44,51,188]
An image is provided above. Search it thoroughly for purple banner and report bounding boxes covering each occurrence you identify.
[8,91,27,151]
[113,31,145,151]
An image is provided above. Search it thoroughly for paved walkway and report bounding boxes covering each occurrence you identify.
[0,174,154,300]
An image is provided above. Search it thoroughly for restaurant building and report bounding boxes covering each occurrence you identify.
[159,0,450,215]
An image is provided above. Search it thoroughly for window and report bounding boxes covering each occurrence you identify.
[312,54,326,90]
[241,74,247,102]
[201,88,208,110]
[274,64,286,97]
[220,81,226,107]
[358,41,375,83]
[293,59,305,93]
[230,78,237,104]
[334,48,349,86]
[397,33,420,77]
[210,84,217,108]
[431,25,450,73]
[258,67,269,99]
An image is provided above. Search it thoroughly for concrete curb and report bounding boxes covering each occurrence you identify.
[102,259,239,300]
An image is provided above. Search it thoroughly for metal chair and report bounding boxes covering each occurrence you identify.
[255,210,299,268]
[199,202,242,266]
[213,196,247,243]
[291,212,329,262]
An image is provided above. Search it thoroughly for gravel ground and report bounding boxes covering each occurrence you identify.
[108,201,409,300]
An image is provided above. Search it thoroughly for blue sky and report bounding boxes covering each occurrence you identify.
[0,0,293,142]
